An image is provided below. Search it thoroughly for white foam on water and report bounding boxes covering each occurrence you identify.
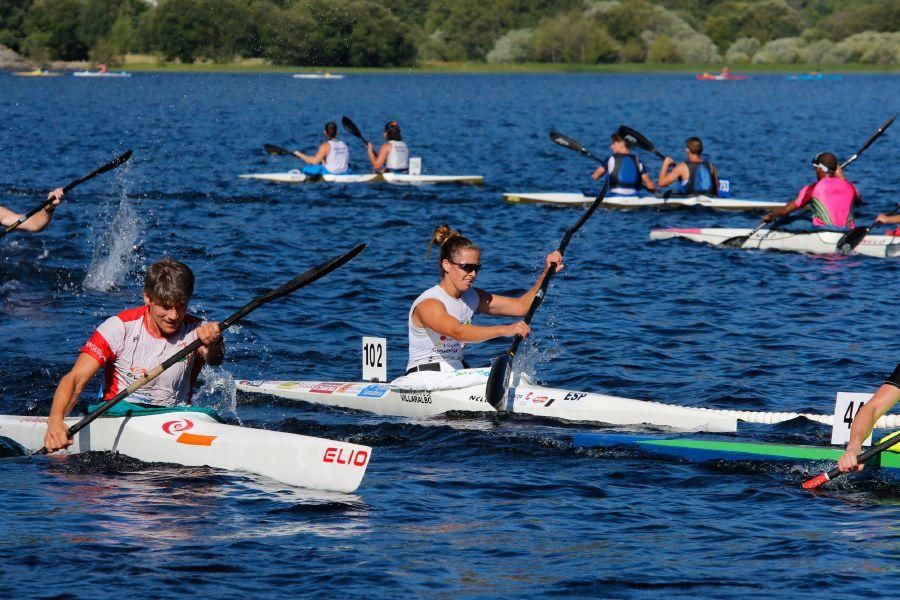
[83,193,141,292]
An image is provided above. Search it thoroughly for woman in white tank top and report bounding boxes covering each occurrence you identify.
[294,121,351,175]
[407,225,563,374]
[367,120,409,173]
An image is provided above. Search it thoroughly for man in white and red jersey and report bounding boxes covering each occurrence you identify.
[43,258,224,452]
[763,152,860,229]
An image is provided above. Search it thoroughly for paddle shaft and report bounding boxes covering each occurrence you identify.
[549,131,605,163]
[38,243,367,452]
[802,432,900,489]
[2,150,132,236]
[617,125,666,160]
[840,115,894,169]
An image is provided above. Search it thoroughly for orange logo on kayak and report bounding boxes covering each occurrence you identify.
[162,418,217,446]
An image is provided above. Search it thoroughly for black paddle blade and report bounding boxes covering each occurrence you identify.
[549,131,588,154]
[0,435,26,458]
[62,149,133,193]
[485,353,513,410]
[341,116,363,139]
[837,226,868,253]
[617,125,656,153]
[264,144,292,156]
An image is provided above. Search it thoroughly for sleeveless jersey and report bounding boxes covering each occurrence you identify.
[407,285,480,371]
[324,139,349,174]
[605,153,644,195]
[682,161,716,195]
[81,305,206,406]
[792,177,858,228]
[385,140,409,171]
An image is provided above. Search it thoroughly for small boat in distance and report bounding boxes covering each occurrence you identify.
[13,69,60,77]
[73,64,131,77]
[696,67,748,81]
[293,71,345,80]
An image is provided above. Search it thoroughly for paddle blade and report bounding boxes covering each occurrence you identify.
[550,131,588,154]
[341,116,363,139]
[839,226,868,253]
[485,353,513,410]
[264,144,292,156]
[617,125,656,154]
[802,472,832,490]
[841,114,895,169]
[62,149,133,193]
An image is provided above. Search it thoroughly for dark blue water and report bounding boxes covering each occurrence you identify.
[1,72,899,598]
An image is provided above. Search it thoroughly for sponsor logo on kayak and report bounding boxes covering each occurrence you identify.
[336,383,366,394]
[400,391,432,404]
[564,392,587,402]
[358,384,389,398]
[469,395,485,403]
[310,382,342,394]
[522,392,560,407]
[162,418,217,446]
[323,447,369,467]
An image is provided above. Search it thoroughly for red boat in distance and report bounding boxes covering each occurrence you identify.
[696,67,748,81]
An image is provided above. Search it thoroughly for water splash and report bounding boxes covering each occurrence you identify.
[83,193,141,292]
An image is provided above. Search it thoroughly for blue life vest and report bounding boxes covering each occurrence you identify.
[679,161,715,195]
[609,153,641,191]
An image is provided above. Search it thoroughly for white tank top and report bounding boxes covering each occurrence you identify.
[386,141,409,171]
[407,285,479,371]
[324,139,349,174]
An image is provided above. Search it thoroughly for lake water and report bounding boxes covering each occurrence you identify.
[1,71,898,598]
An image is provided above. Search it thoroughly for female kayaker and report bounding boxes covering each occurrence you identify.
[406,225,563,375]
[591,130,657,196]
[367,120,409,173]
[293,121,350,176]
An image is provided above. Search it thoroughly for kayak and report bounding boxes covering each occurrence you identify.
[503,192,781,211]
[236,370,900,433]
[239,170,484,185]
[786,74,842,81]
[572,432,900,473]
[73,71,131,78]
[293,73,345,80]
[0,411,371,493]
[696,73,748,81]
[650,227,900,259]
[13,70,60,77]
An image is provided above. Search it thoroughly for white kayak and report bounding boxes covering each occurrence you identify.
[503,192,782,210]
[293,73,345,80]
[235,369,900,433]
[0,411,370,493]
[650,227,900,259]
[239,170,484,185]
[73,71,131,78]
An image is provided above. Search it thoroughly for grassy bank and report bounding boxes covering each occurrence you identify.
[119,56,898,74]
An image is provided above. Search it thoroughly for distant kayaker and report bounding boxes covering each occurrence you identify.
[293,121,350,176]
[658,137,719,196]
[406,225,563,375]
[837,364,900,474]
[43,258,224,452]
[591,131,657,195]
[0,188,64,233]
[367,120,409,173]
[762,152,859,228]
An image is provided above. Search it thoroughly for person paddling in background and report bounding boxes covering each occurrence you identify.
[293,121,350,176]
[0,188,64,233]
[591,131,657,196]
[43,258,224,452]
[763,152,860,229]
[838,365,900,474]
[406,225,563,376]
[658,137,719,196]
[367,121,409,173]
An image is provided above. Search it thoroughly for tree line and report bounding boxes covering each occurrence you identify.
[0,0,896,67]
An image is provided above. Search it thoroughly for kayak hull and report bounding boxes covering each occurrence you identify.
[239,171,483,185]
[73,71,131,78]
[0,412,370,492]
[503,192,781,210]
[650,227,900,258]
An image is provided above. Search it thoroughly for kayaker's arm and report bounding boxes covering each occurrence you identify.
[367,143,391,171]
[838,373,900,473]
[641,172,658,193]
[478,251,564,317]
[764,186,811,222]
[591,165,606,180]
[294,142,329,165]
[657,158,684,188]
[195,321,224,366]
[44,353,103,452]
[0,188,64,232]
[414,299,529,343]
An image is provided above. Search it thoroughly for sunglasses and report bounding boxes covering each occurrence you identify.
[448,260,482,273]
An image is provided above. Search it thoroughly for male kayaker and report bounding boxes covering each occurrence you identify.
[293,121,350,176]
[366,121,409,173]
[591,131,657,195]
[43,258,224,452]
[838,365,900,474]
[0,188,64,233]
[762,152,860,228]
[405,225,562,376]
[658,137,719,196]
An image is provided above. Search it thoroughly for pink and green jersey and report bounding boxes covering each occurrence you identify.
[792,177,859,228]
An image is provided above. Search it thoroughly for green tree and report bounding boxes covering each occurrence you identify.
[0,0,35,52]
[532,11,619,63]
[814,0,900,40]
[141,0,253,63]
[705,1,804,50]
[24,0,88,60]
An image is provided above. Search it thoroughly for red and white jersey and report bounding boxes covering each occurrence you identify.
[81,305,205,406]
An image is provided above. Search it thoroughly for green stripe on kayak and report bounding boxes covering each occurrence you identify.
[87,401,222,422]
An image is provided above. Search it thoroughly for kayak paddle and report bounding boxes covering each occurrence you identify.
[341,116,370,149]
[484,181,608,410]
[2,149,132,238]
[839,114,894,170]
[617,125,666,161]
[36,242,367,454]
[264,143,296,156]
[802,430,900,490]
[549,131,604,163]
[722,218,773,249]
[837,203,900,254]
